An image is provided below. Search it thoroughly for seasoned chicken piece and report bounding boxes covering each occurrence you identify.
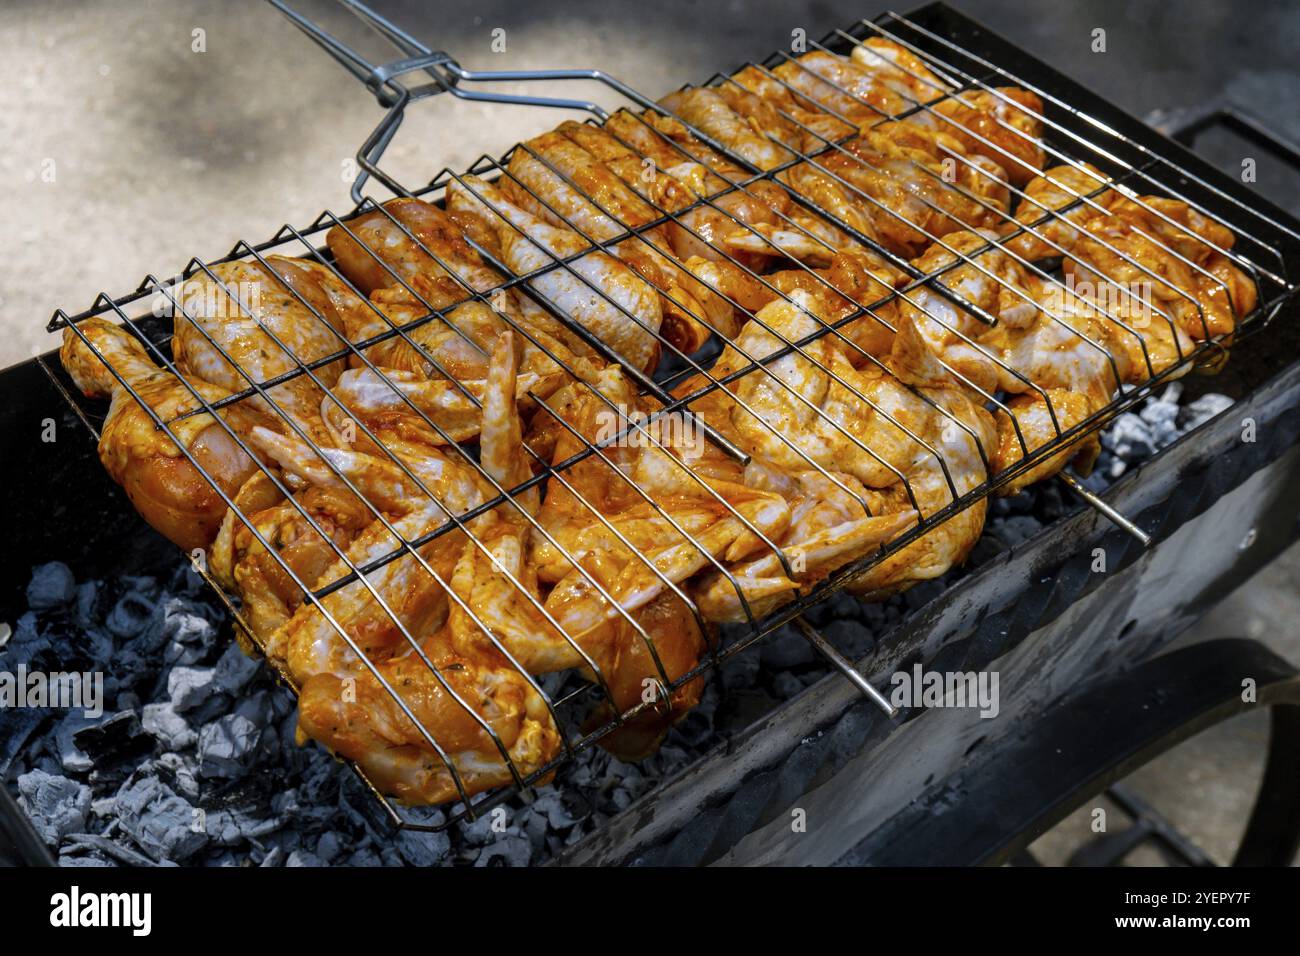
[505,128,660,237]
[1004,163,1120,261]
[251,424,490,679]
[294,362,561,802]
[602,106,802,285]
[659,86,796,171]
[557,119,701,213]
[912,88,1046,186]
[531,365,791,633]
[296,618,561,805]
[447,174,665,373]
[692,462,915,621]
[765,47,942,124]
[318,301,570,448]
[810,124,1010,257]
[680,294,912,488]
[844,375,996,598]
[580,590,706,763]
[171,256,360,448]
[674,294,990,609]
[990,390,1100,496]
[327,196,503,303]
[502,129,733,349]
[61,318,269,551]
[1065,196,1254,344]
[209,473,374,641]
[1009,166,1257,344]
[888,230,1041,392]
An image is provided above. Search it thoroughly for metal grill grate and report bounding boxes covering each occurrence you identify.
[42,2,1300,830]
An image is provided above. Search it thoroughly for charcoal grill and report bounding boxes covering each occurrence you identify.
[5,2,1300,865]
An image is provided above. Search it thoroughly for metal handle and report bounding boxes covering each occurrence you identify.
[270,0,636,202]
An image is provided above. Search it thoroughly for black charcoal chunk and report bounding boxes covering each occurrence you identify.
[213,642,260,695]
[105,592,156,640]
[27,562,76,610]
[72,711,152,765]
[197,714,262,779]
[474,834,531,867]
[54,713,98,773]
[64,832,161,868]
[395,828,451,866]
[759,627,817,669]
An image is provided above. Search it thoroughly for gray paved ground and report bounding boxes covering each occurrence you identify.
[2,0,1297,865]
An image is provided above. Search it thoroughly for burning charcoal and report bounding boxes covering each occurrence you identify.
[205,806,280,847]
[198,714,262,779]
[771,671,805,700]
[4,612,51,667]
[1179,393,1234,431]
[544,789,590,830]
[167,665,217,712]
[336,773,393,834]
[0,709,47,776]
[64,832,160,868]
[54,713,98,773]
[720,646,761,690]
[1106,414,1155,463]
[822,618,875,660]
[459,813,501,848]
[231,690,274,729]
[141,700,197,751]
[213,642,261,695]
[153,752,201,801]
[286,849,323,866]
[114,776,209,862]
[395,828,451,866]
[16,769,91,844]
[105,592,156,640]
[73,711,152,766]
[1140,399,1179,448]
[346,845,382,867]
[260,846,285,867]
[520,808,550,851]
[314,830,348,864]
[671,709,714,748]
[164,639,207,668]
[759,627,817,669]
[475,834,532,867]
[72,581,101,629]
[27,562,76,611]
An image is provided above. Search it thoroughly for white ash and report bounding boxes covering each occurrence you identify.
[1,385,1229,866]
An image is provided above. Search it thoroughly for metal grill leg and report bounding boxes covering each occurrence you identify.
[840,637,1300,866]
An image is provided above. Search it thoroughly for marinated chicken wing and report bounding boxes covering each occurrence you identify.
[61,318,269,551]
[1008,165,1257,346]
[447,174,665,373]
[171,255,363,448]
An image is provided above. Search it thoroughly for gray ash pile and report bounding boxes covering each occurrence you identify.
[0,386,1231,866]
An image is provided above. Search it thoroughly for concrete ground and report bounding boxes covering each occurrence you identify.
[2,0,1297,865]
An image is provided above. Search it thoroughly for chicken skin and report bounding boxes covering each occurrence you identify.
[61,318,269,552]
